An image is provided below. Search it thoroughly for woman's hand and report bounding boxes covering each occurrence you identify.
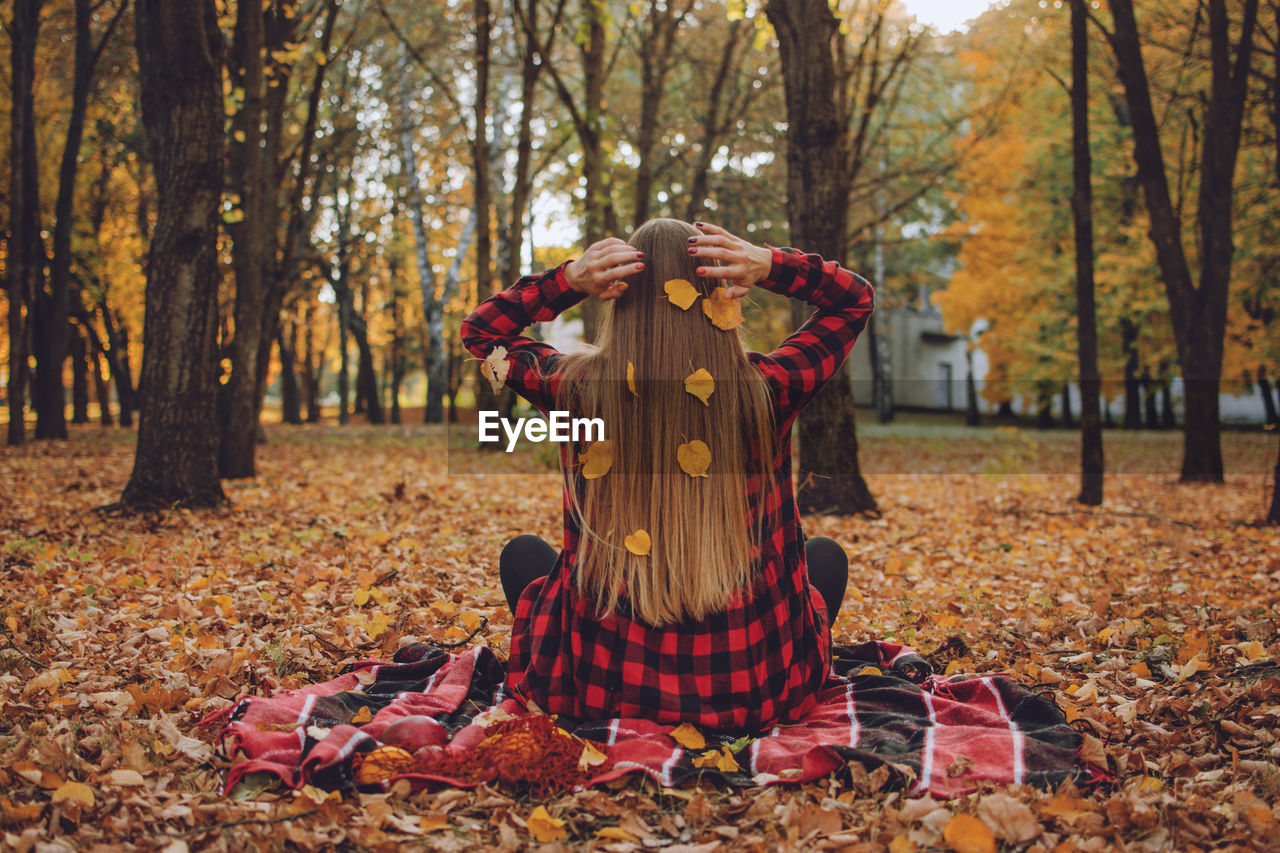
[688,222,773,298]
[564,238,644,300]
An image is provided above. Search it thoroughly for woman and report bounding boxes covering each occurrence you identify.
[460,219,874,729]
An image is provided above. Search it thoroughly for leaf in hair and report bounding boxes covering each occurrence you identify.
[624,529,651,556]
[702,286,745,330]
[684,368,714,406]
[627,361,637,397]
[480,345,510,394]
[663,278,699,310]
[677,440,711,478]
[578,439,614,480]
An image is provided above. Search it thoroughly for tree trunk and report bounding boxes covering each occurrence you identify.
[100,304,135,427]
[353,316,384,425]
[1037,390,1055,430]
[1071,0,1103,505]
[277,327,302,425]
[1106,0,1258,483]
[965,345,981,427]
[121,0,227,508]
[218,0,269,477]
[7,0,44,447]
[70,325,91,424]
[82,319,114,426]
[766,0,875,516]
[1122,317,1141,428]
[1256,366,1277,425]
[1142,368,1159,429]
[303,303,322,424]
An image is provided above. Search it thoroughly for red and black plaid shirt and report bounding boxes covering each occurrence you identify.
[460,247,874,730]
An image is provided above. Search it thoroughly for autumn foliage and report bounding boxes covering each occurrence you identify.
[0,425,1276,849]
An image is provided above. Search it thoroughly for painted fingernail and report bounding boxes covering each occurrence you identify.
[696,268,705,275]
[688,247,696,255]
[687,236,696,243]
[636,251,644,258]
[694,221,705,227]
[635,262,644,269]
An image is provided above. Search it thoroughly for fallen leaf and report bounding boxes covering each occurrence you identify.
[692,746,739,773]
[351,706,373,724]
[527,805,567,842]
[625,529,651,556]
[684,368,715,405]
[677,440,711,478]
[579,440,615,479]
[107,769,147,787]
[702,286,745,330]
[480,345,510,394]
[942,813,995,853]
[670,722,706,750]
[579,741,607,770]
[664,278,699,309]
[51,781,95,808]
[976,792,1041,843]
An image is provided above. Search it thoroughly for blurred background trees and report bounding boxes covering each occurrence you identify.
[2,0,1277,510]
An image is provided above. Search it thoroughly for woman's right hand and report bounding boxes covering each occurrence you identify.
[564,238,645,300]
[688,222,773,298]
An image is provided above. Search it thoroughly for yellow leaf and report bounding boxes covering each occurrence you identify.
[888,836,917,853]
[579,741,607,770]
[366,614,390,640]
[527,805,567,842]
[692,746,739,773]
[684,368,714,405]
[351,706,373,724]
[480,345,510,394]
[627,361,637,397]
[677,440,711,478]
[624,529,651,556]
[353,588,370,606]
[51,781,95,808]
[664,278,699,309]
[702,286,745,330]
[596,826,638,841]
[579,440,615,479]
[942,813,995,853]
[670,722,706,750]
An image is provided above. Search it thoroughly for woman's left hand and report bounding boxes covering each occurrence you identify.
[688,222,773,298]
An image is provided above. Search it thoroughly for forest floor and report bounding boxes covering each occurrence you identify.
[1,422,1278,851]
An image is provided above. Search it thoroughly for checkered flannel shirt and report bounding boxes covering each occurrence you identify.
[460,247,874,729]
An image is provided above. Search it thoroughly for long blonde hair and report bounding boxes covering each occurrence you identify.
[556,218,778,627]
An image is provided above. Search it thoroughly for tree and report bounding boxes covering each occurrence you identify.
[7,0,44,447]
[1071,0,1103,506]
[765,0,876,515]
[1103,0,1260,482]
[120,0,227,508]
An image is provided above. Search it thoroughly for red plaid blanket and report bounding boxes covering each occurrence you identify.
[212,641,1084,798]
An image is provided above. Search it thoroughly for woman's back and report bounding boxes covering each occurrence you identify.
[460,219,874,728]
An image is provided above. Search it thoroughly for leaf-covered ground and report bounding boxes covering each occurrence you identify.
[1,423,1277,851]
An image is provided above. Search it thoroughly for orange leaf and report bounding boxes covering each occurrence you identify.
[626,361,637,397]
[624,529,651,556]
[942,813,995,853]
[677,440,711,478]
[684,369,714,405]
[670,722,706,750]
[579,440,615,479]
[702,286,744,330]
[527,805,567,842]
[663,278,699,309]
[51,781,95,809]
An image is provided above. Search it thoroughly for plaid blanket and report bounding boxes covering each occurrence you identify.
[212,641,1085,798]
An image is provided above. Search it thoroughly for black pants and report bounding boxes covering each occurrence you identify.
[499,534,849,623]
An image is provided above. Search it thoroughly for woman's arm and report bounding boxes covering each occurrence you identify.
[460,240,644,414]
[688,223,874,419]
